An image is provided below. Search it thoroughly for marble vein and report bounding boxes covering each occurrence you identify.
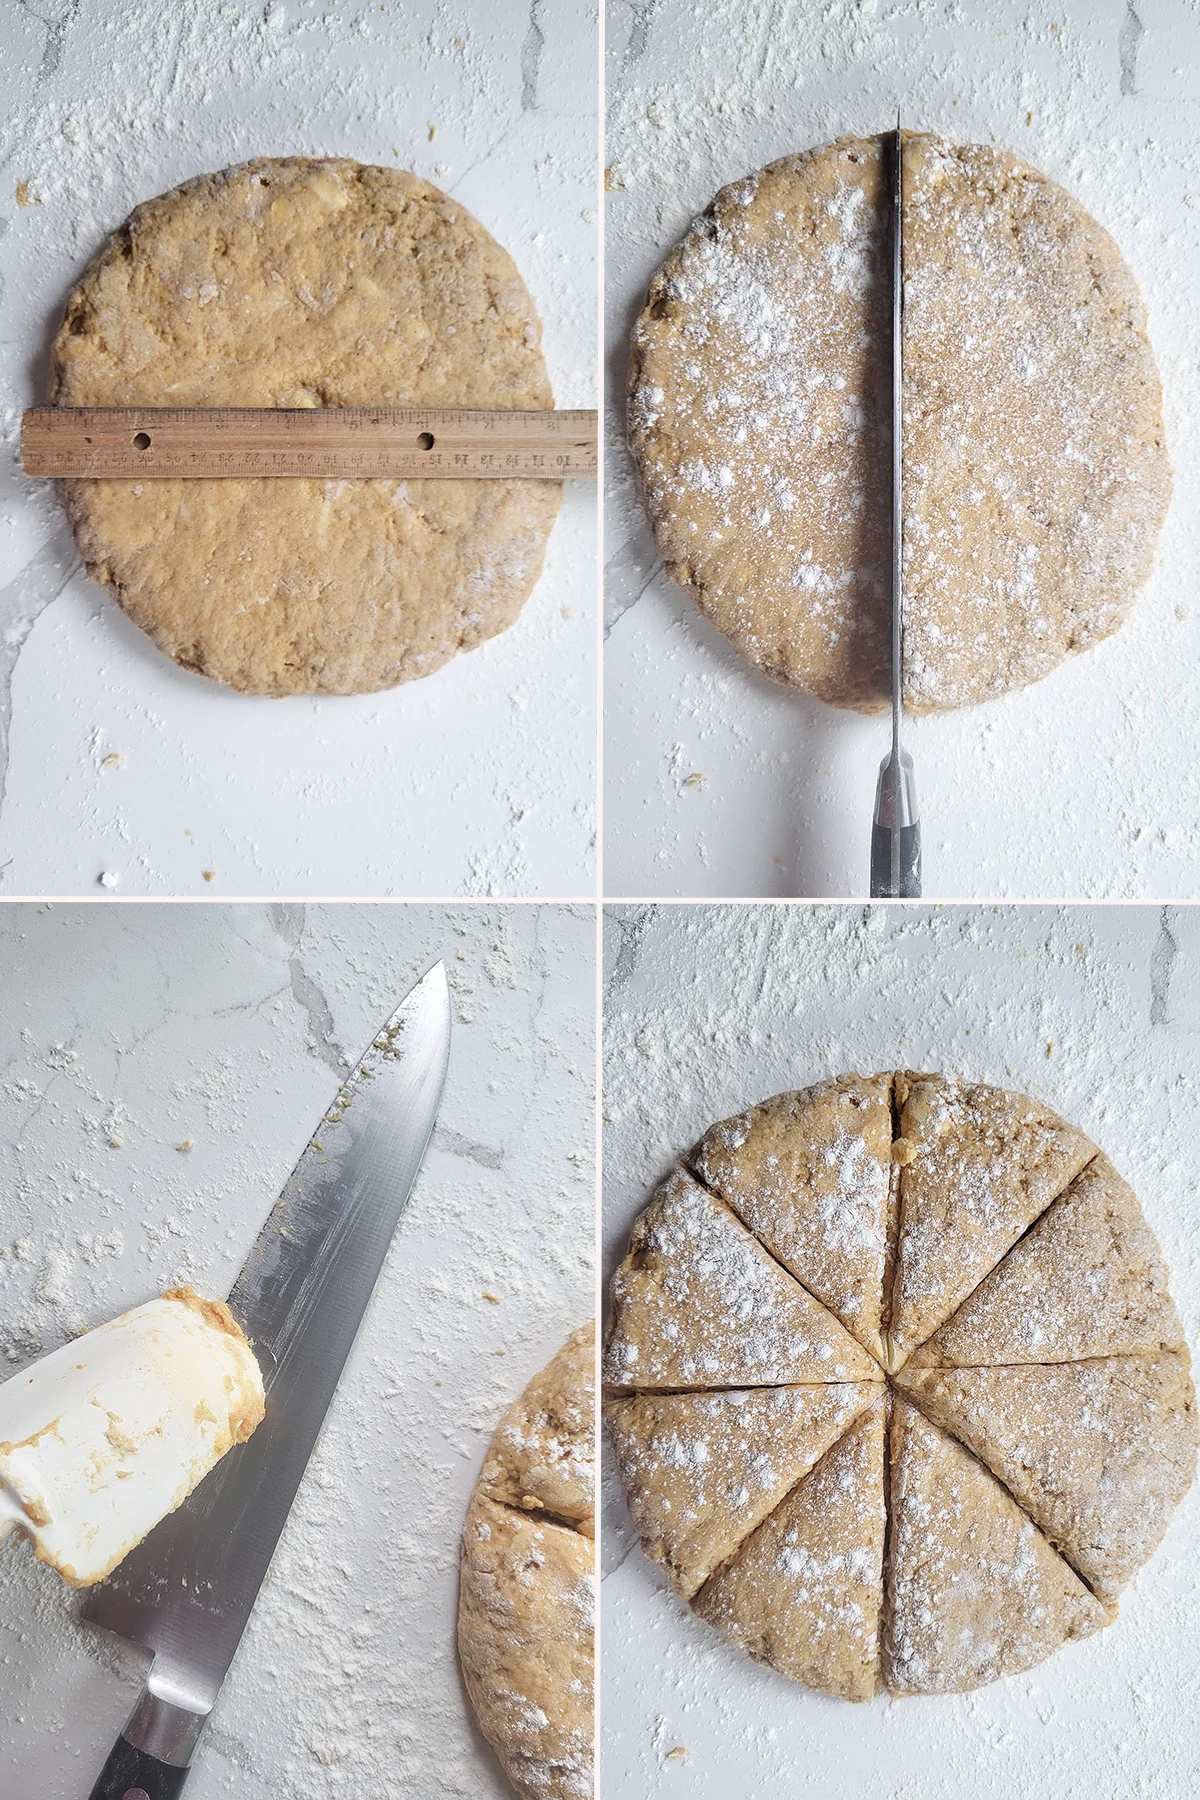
[1119,1,1144,96]
[1150,905,1178,1028]
[268,905,348,1077]
[0,536,81,846]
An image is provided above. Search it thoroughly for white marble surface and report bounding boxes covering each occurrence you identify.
[602,901,1200,1800]
[604,0,1200,900]
[0,900,595,1799]
[0,0,597,899]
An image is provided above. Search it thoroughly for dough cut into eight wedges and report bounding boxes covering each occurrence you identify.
[604,1072,1197,1699]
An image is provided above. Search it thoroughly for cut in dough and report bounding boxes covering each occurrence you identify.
[908,1154,1186,1368]
[603,1165,880,1389]
[605,1072,1195,1699]
[889,1073,1095,1365]
[459,1323,594,1800]
[690,1074,894,1360]
[51,157,560,696]
[694,1399,887,1703]
[628,133,1169,714]
[604,1382,878,1598]
[897,1355,1199,1605]
[885,1397,1108,1695]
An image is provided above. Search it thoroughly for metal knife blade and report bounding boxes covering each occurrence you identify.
[82,961,451,1786]
[870,115,922,900]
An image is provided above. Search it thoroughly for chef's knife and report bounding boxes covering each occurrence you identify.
[870,117,922,900]
[82,962,452,1800]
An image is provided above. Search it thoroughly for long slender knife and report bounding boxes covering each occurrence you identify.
[870,116,922,900]
[82,963,452,1800]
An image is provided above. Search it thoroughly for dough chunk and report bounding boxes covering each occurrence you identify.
[628,134,1169,715]
[694,1400,887,1702]
[459,1500,593,1800]
[459,1326,595,1800]
[690,1073,893,1360]
[897,1355,1199,1604]
[603,1166,880,1389]
[889,1075,1094,1364]
[604,1382,878,1599]
[475,1322,595,1536]
[51,157,560,695]
[885,1397,1107,1694]
[908,1155,1185,1368]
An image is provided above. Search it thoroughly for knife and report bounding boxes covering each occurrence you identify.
[870,115,922,900]
[82,961,452,1800]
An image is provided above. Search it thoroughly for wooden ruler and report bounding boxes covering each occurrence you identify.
[20,406,598,480]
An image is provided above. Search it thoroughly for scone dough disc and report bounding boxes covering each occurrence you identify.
[51,156,561,696]
[604,1073,1196,1699]
[627,133,1170,714]
[459,1321,595,1800]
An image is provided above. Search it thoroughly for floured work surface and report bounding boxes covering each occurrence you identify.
[604,1073,1197,1699]
[627,133,1170,715]
[459,1322,596,1800]
[50,156,561,697]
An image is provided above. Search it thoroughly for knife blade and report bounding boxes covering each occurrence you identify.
[870,116,922,900]
[82,961,452,1800]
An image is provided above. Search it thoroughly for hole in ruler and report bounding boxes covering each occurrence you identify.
[132,432,151,451]
[416,431,435,451]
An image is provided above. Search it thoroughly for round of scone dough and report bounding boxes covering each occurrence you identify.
[459,1322,595,1800]
[627,134,1170,713]
[50,157,560,696]
[604,1074,1196,1698]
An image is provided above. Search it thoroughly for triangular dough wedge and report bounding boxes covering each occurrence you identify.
[885,1397,1107,1694]
[889,1075,1095,1364]
[689,1073,893,1361]
[897,1356,1199,1604]
[694,1400,887,1702]
[604,1383,879,1600]
[603,1167,880,1389]
[908,1155,1186,1368]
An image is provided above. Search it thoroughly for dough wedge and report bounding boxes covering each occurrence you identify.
[897,1355,1199,1604]
[605,1382,879,1599]
[603,1166,880,1390]
[889,1075,1094,1364]
[885,1397,1107,1694]
[695,1400,887,1702]
[908,1154,1186,1368]
[690,1074,893,1360]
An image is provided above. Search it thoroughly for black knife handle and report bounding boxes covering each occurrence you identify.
[870,821,922,899]
[87,1735,190,1800]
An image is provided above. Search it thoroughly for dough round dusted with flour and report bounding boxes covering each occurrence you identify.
[459,1322,595,1800]
[50,157,560,695]
[604,1074,1196,1698]
[628,134,1170,713]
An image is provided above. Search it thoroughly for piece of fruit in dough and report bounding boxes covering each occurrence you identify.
[0,1286,265,1587]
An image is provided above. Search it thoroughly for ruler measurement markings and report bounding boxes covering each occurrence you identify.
[20,406,598,480]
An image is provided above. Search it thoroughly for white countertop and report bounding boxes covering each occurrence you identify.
[0,900,595,1799]
[604,0,1200,900]
[0,0,597,899]
[602,900,1200,1800]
